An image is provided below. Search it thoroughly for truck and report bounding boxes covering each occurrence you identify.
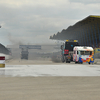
[21,48,29,60]
[61,40,79,63]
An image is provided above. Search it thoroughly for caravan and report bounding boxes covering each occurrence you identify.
[73,46,94,64]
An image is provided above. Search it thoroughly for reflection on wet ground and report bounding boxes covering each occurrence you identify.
[0,69,5,76]
[0,65,53,77]
[0,64,100,77]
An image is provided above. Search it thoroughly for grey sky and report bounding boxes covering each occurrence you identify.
[0,0,100,46]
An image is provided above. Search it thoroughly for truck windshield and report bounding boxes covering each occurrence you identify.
[80,51,92,55]
[65,42,79,51]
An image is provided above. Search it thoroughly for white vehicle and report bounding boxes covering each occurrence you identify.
[73,46,94,64]
[0,53,12,60]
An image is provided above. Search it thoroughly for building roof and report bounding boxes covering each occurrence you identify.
[50,15,100,40]
[0,43,9,54]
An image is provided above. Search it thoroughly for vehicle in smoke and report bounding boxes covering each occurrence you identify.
[21,48,29,60]
[61,40,79,63]
[19,45,41,60]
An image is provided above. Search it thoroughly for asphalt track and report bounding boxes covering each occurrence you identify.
[0,60,100,100]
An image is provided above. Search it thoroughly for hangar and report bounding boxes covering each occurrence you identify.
[0,43,10,54]
[50,15,100,48]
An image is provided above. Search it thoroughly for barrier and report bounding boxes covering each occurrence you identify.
[0,56,5,68]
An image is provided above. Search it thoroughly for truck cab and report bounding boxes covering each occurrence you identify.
[21,48,29,60]
[61,40,79,63]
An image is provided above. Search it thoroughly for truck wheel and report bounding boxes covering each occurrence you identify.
[88,62,90,64]
[66,59,68,63]
[81,62,83,64]
[75,61,78,64]
[62,61,65,63]
[62,59,65,62]
[61,57,65,62]
[61,59,65,63]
